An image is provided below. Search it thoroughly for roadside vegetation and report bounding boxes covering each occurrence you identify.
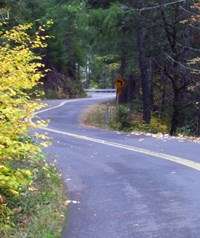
[0,1,199,236]
[1,1,199,135]
[2,158,67,238]
[0,23,66,237]
[83,99,200,138]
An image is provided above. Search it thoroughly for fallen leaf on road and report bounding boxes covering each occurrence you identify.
[64,200,80,205]
[171,171,176,174]
[133,224,140,228]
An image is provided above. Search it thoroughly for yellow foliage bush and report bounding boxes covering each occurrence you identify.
[149,116,169,134]
[0,22,49,231]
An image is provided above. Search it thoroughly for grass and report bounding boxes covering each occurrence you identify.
[1,158,67,238]
[82,100,116,129]
[82,100,170,135]
[83,100,200,142]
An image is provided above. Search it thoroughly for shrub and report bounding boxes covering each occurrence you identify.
[84,102,170,135]
[149,116,169,134]
[176,126,193,137]
[110,104,169,134]
[110,104,131,130]
[84,104,109,128]
[0,22,50,232]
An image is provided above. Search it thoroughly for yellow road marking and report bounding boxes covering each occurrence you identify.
[40,126,200,172]
[35,98,200,172]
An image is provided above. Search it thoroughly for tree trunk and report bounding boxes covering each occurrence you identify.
[197,108,200,136]
[149,57,154,108]
[119,55,128,103]
[170,89,180,135]
[160,71,167,115]
[127,75,136,102]
[170,70,182,135]
[160,7,182,135]
[136,27,151,124]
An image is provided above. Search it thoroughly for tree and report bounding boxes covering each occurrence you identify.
[1,0,88,98]
[0,22,48,230]
[88,2,138,101]
[101,0,199,134]
[154,1,200,135]
[2,0,199,135]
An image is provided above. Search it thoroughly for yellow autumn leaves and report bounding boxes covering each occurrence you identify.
[0,22,51,230]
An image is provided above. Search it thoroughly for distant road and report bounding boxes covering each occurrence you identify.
[84,88,116,92]
[38,93,200,238]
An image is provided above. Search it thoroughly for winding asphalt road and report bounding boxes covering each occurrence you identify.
[37,93,200,238]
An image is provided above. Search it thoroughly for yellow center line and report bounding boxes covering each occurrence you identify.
[40,126,200,172]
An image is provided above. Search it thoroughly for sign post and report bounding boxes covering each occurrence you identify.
[106,103,110,129]
[114,76,126,104]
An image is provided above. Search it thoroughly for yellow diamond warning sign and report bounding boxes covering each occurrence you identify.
[114,76,126,88]
[114,76,126,94]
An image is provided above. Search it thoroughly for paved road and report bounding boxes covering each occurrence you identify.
[38,93,200,238]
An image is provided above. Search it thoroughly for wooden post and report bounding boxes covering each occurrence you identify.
[116,93,119,104]
[106,103,110,128]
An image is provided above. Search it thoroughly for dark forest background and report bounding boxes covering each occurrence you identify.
[0,0,199,135]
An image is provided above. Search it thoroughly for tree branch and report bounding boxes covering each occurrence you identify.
[177,42,200,52]
[164,52,200,73]
[121,0,186,13]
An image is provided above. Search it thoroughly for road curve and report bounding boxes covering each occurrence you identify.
[38,93,200,238]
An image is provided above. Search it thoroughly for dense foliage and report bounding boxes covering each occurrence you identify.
[0,0,199,234]
[0,1,199,129]
[0,22,49,232]
[87,0,200,136]
[1,0,199,135]
[0,0,86,98]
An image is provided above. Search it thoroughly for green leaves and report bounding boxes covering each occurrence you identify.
[0,165,32,196]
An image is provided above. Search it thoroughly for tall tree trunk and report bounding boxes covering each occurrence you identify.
[85,63,90,88]
[136,27,151,124]
[170,85,180,135]
[127,75,136,102]
[197,106,200,136]
[119,54,128,103]
[160,70,167,115]
[160,7,183,135]
[149,57,154,107]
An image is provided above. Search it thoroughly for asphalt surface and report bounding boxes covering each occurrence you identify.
[37,93,200,238]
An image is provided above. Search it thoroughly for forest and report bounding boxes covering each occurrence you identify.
[0,0,199,235]
[0,0,200,136]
